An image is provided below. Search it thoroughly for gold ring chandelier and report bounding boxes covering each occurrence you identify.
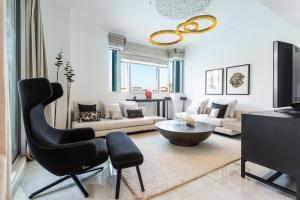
[149,15,217,46]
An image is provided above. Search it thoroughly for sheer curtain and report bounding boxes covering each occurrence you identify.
[0,0,12,199]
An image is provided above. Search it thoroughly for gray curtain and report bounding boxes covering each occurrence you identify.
[25,0,53,123]
[25,0,48,78]
[25,0,52,159]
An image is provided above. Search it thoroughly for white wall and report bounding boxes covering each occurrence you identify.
[184,10,300,111]
[40,0,71,128]
[70,20,170,116]
[42,1,300,121]
[70,20,134,102]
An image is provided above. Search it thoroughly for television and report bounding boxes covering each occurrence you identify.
[273,41,300,110]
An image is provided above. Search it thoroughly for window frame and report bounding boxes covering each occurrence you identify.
[121,59,169,94]
[7,0,21,163]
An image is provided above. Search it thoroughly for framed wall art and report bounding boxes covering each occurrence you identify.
[205,68,224,95]
[226,64,250,95]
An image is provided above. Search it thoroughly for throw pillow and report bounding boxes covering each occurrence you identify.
[187,100,203,114]
[199,99,209,114]
[127,109,144,118]
[104,103,121,119]
[229,100,238,118]
[211,103,228,118]
[119,101,138,116]
[78,111,101,122]
[123,103,139,117]
[223,100,238,118]
[209,108,220,118]
[110,110,123,120]
[78,104,97,112]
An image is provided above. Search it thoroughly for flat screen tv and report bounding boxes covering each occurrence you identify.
[273,41,300,110]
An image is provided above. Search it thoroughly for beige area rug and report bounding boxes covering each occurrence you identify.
[122,131,241,200]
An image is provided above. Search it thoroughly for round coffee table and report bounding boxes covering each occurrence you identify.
[155,120,215,146]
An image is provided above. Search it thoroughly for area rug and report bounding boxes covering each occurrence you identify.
[122,131,241,200]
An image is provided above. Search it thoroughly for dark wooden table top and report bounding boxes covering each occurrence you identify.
[155,120,215,134]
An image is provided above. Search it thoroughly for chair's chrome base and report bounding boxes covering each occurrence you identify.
[29,166,103,199]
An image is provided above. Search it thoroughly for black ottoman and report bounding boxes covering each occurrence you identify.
[106,132,145,199]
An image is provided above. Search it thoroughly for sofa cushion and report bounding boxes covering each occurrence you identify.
[72,116,155,131]
[223,100,238,118]
[187,100,201,114]
[187,99,209,114]
[104,103,121,119]
[212,100,238,118]
[78,104,97,112]
[127,109,144,118]
[111,110,123,120]
[73,101,101,120]
[123,103,139,117]
[79,111,101,122]
[208,108,219,118]
[176,112,238,127]
[211,103,228,118]
[198,117,237,127]
[199,99,209,114]
[119,101,138,117]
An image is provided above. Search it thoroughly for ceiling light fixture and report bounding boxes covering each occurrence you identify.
[156,0,211,20]
[149,30,184,46]
[176,22,200,34]
[183,15,217,34]
[149,15,217,47]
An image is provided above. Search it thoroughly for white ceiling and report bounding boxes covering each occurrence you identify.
[258,0,300,31]
[47,0,300,48]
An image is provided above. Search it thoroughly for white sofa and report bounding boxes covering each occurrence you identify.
[176,106,244,136]
[71,101,165,137]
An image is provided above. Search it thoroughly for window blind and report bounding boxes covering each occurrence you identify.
[122,42,169,66]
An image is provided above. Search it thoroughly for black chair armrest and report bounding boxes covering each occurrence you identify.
[40,140,106,176]
[62,128,95,143]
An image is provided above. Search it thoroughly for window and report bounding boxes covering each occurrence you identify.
[159,67,168,93]
[130,63,157,92]
[121,61,169,93]
[6,0,21,162]
[109,50,184,94]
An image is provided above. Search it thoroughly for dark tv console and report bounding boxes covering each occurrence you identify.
[242,110,300,198]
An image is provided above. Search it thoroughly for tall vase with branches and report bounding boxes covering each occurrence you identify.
[64,61,75,128]
[53,50,63,127]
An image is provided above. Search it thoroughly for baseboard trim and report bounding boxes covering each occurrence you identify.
[12,156,26,195]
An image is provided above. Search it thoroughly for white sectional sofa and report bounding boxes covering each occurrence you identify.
[175,100,244,136]
[71,101,165,137]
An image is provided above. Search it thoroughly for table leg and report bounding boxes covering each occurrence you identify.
[162,100,166,118]
[157,101,161,116]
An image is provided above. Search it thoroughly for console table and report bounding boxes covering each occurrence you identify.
[242,110,300,199]
[126,98,170,117]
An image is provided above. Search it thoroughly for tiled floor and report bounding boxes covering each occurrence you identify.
[14,159,295,200]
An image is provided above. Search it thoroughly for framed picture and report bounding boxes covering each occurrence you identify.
[205,68,224,95]
[226,64,250,95]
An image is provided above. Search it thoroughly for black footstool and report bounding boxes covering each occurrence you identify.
[106,132,145,199]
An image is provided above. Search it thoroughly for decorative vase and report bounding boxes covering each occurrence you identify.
[144,89,152,100]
